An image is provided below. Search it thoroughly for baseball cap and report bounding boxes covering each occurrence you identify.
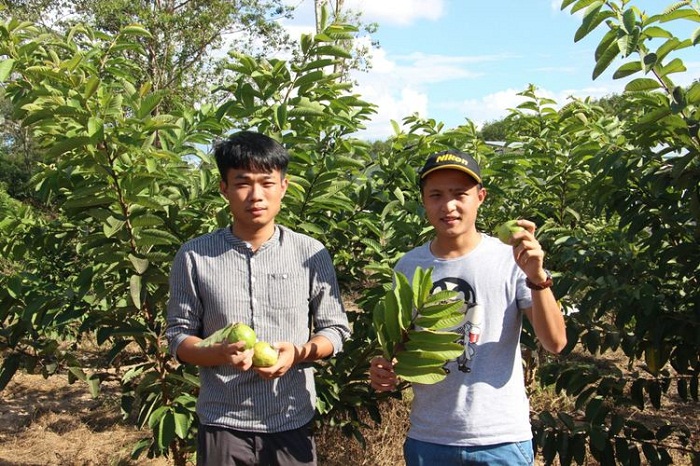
[419,149,482,184]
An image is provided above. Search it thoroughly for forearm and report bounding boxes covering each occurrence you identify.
[294,335,335,364]
[526,289,567,354]
[176,336,249,367]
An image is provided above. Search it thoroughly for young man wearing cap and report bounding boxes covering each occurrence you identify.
[369,149,566,466]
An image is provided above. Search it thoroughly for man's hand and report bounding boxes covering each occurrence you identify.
[510,219,548,284]
[253,341,297,380]
[369,356,398,392]
[216,340,255,370]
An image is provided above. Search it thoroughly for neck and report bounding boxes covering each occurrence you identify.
[231,223,276,252]
[430,231,481,259]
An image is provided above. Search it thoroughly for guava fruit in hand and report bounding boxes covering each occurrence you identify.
[194,322,257,348]
[496,220,524,245]
[228,323,257,349]
[252,341,279,367]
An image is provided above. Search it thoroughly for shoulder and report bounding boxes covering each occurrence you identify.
[395,243,431,273]
[177,228,227,255]
[278,225,326,253]
[479,233,512,253]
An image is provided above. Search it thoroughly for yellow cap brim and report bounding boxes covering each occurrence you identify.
[421,165,482,184]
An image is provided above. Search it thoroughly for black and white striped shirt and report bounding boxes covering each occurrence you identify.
[166,225,350,433]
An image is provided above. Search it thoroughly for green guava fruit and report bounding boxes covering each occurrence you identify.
[496,220,524,245]
[227,323,257,349]
[252,341,279,367]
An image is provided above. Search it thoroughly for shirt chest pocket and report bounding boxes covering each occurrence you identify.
[266,272,308,310]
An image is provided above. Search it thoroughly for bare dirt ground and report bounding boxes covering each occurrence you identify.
[1,349,697,466]
[0,370,169,466]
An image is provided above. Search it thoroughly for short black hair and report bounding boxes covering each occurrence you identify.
[214,131,289,181]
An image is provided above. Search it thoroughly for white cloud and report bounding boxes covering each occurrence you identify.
[349,46,504,139]
[448,89,529,127]
[357,86,429,140]
[345,0,445,25]
[445,83,626,129]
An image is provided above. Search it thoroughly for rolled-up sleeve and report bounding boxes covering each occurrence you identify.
[309,247,351,355]
[165,247,203,360]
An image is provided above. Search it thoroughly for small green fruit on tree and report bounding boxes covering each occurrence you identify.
[495,220,524,245]
[373,267,465,384]
[252,341,279,367]
[195,323,257,349]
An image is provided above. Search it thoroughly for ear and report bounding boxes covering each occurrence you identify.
[477,186,487,203]
[280,175,289,197]
[219,179,227,195]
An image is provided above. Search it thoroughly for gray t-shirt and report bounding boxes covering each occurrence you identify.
[394,233,533,446]
[166,225,350,433]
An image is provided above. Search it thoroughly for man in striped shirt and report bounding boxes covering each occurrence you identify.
[166,131,351,465]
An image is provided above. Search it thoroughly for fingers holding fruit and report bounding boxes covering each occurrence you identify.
[217,341,254,370]
[253,341,288,379]
[496,219,545,274]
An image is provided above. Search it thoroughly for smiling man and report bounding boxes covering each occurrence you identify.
[369,149,566,466]
[166,131,350,466]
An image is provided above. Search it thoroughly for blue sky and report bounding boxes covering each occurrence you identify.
[281,0,699,140]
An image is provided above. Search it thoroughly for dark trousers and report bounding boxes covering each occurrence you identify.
[197,422,317,466]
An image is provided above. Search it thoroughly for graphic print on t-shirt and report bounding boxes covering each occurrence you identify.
[431,277,482,373]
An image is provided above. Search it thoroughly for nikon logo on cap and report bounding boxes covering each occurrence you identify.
[435,154,468,165]
[419,149,482,184]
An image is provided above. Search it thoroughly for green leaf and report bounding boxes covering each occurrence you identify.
[381,289,402,347]
[420,299,464,318]
[658,8,700,23]
[157,411,176,452]
[612,61,642,79]
[0,58,15,82]
[195,324,234,347]
[394,271,413,332]
[575,7,613,42]
[403,341,464,361]
[415,312,465,330]
[130,274,142,308]
[571,0,601,14]
[393,364,447,384]
[404,329,461,348]
[137,229,180,246]
[172,412,190,439]
[0,354,21,391]
[120,24,153,39]
[657,57,686,78]
[561,0,577,10]
[86,373,101,398]
[622,8,637,34]
[642,26,673,39]
[624,78,661,92]
[592,40,620,79]
[128,254,150,274]
[45,136,94,157]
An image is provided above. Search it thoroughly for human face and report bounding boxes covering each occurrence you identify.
[220,168,288,238]
[421,169,486,240]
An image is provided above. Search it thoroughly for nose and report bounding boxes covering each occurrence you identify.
[249,182,264,201]
[442,198,457,212]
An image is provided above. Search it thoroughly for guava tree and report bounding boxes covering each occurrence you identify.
[0,12,377,464]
